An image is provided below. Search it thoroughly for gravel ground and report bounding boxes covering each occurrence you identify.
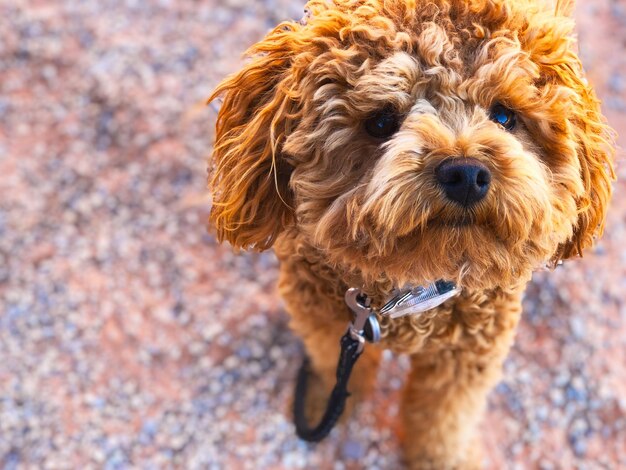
[1,1,625,468]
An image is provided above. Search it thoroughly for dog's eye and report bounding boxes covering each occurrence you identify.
[364,109,400,139]
[489,104,516,130]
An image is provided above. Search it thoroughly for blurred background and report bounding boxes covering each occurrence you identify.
[1,0,625,468]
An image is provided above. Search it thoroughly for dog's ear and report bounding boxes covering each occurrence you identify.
[208,24,300,251]
[555,83,615,261]
[539,28,616,261]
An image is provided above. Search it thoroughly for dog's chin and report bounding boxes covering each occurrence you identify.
[315,210,552,292]
[429,214,481,229]
[365,223,539,292]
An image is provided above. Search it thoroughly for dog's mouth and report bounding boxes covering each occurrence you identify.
[429,212,481,228]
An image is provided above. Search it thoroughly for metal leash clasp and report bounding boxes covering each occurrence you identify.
[344,288,381,353]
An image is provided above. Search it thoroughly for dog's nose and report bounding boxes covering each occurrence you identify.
[435,158,491,207]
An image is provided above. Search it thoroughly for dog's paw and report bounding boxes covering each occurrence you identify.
[402,437,483,470]
[404,456,481,470]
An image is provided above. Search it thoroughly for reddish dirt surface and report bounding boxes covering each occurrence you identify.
[1,1,624,468]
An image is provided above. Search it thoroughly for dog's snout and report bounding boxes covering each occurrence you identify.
[435,158,491,207]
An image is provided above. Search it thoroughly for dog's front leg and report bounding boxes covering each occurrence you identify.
[401,326,521,470]
[277,253,382,426]
[290,310,382,425]
[400,290,523,469]
[400,348,501,469]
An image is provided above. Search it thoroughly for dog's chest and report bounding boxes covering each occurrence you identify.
[274,234,524,355]
[374,290,523,355]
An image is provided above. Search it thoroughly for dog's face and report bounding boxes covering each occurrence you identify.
[209,0,614,290]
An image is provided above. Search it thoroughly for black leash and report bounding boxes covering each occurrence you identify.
[293,288,380,442]
[292,281,461,442]
[293,332,363,442]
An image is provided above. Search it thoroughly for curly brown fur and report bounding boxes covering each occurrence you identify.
[208,0,615,467]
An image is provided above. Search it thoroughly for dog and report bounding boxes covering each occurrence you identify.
[207,0,615,467]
